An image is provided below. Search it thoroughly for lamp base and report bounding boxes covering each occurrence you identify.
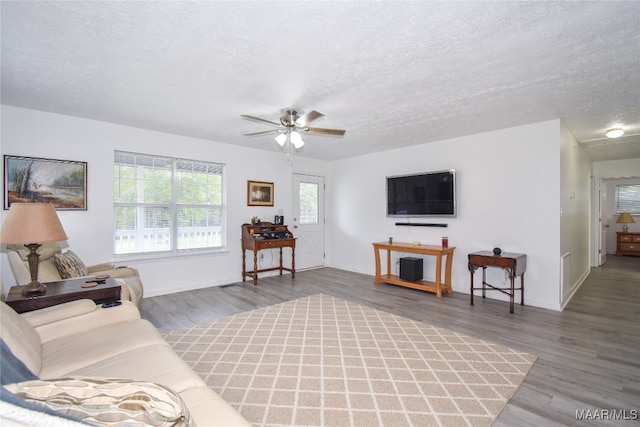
[22,281,46,296]
[622,224,629,233]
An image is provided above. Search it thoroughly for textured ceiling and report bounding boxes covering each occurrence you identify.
[1,1,639,162]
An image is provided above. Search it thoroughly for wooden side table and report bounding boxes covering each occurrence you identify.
[3,277,121,313]
[468,251,526,313]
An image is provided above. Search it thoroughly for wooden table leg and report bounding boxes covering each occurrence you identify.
[242,249,246,282]
[482,267,487,298]
[444,251,454,294]
[252,250,258,285]
[373,247,382,283]
[291,247,295,279]
[521,273,525,305]
[469,267,475,306]
[509,267,515,313]
[386,249,391,276]
[279,247,283,275]
[435,253,443,298]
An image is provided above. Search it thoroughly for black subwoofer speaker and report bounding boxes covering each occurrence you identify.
[400,257,423,282]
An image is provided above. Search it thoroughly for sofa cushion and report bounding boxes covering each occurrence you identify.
[0,302,42,375]
[67,344,207,393]
[40,319,169,379]
[54,251,88,279]
[6,377,193,426]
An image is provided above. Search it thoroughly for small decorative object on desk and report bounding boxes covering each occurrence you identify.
[441,237,448,248]
[251,216,261,225]
[388,237,393,244]
[493,247,502,255]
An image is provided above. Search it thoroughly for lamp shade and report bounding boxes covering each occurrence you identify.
[616,212,636,224]
[275,133,287,147]
[290,131,305,149]
[1,203,68,245]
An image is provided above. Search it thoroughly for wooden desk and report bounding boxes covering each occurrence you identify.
[3,277,121,313]
[468,251,526,313]
[241,222,296,285]
[372,242,455,297]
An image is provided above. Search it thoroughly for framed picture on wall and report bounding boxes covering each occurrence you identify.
[4,155,88,210]
[247,180,274,206]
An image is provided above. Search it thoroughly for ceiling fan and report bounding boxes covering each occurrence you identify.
[241,109,346,150]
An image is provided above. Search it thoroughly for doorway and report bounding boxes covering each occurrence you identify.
[292,173,325,270]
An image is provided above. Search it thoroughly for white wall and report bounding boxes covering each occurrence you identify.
[593,158,640,179]
[559,123,592,305]
[0,106,328,296]
[326,120,563,310]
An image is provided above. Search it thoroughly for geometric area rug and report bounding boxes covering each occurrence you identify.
[164,294,536,427]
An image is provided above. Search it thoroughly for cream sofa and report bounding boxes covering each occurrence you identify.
[0,298,250,426]
[6,243,144,307]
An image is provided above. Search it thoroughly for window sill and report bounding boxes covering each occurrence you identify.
[113,247,230,264]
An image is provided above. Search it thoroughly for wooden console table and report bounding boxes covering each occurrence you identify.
[372,242,455,297]
[616,232,640,256]
[468,251,526,313]
[242,222,296,285]
[4,277,121,314]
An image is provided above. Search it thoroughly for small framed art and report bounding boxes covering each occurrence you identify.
[247,180,274,206]
[4,155,88,210]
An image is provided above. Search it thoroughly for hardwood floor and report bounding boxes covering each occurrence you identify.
[141,256,640,426]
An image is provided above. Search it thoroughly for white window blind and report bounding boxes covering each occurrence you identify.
[114,151,225,256]
[615,184,640,215]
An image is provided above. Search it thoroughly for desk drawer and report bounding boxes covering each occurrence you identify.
[619,243,639,251]
[260,240,286,248]
[470,255,514,268]
[619,235,632,243]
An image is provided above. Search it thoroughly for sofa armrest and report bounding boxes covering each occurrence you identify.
[22,300,141,343]
[21,299,98,327]
[87,262,116,273]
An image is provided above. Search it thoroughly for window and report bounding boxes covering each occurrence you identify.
[615,184,640,215]
[114,151,225,256]
[299,182,319,224]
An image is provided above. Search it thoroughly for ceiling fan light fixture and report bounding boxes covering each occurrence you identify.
[605,128,624,138]
[275,133,287,146]
[290,131,305,149]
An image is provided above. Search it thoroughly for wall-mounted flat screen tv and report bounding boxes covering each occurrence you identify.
[386,169,456,217]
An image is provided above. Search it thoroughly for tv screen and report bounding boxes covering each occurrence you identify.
[386,170,456,217]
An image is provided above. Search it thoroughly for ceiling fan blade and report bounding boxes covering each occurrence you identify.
[304,126,346,136]
[240,114,281,127]
[295,110,324,127]
[244,129,282,136]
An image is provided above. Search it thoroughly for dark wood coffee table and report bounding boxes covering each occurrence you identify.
[3,277,121,313]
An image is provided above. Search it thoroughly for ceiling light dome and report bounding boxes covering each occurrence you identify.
[605,128,624,138]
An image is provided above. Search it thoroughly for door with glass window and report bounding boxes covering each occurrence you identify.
[292,174,325,270]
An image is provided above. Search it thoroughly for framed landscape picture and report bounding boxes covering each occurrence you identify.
[247,180,274,206]
[4,155,87,210]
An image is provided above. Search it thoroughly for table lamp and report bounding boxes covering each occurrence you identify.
[1,203,68,295]
[616,212,635,233]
